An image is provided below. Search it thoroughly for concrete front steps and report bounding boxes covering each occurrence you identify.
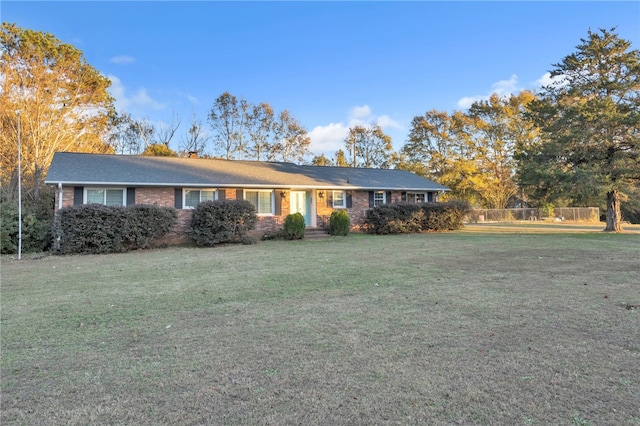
[304,227,330,239]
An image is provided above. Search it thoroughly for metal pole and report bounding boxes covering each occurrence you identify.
[17,111,22,260]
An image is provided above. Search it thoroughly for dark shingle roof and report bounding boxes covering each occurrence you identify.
[45,152,449,192]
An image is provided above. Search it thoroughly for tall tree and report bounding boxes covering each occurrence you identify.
[107,113,154,155]
[179,114,210,157]
[526,28,640,231]
[270,110,311,163]
[0,23,114,200]
[208,92,244,160]
[344,123,393,168]
[246,102,275,161]
[401,110,479,203]
[467,91,538,209]
[153,111,180,148]
[333,149,349,167]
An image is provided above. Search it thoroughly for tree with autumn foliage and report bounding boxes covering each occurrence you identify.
[400,92,537,208]
[344,123,393,168]
[524,28,639,232]
[0,23,114,201]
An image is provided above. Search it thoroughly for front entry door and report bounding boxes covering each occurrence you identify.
[290,191,311,226]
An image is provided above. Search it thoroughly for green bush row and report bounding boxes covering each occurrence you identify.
[57,204,177,254]
[189,200,257,246]
[364,201,471,234]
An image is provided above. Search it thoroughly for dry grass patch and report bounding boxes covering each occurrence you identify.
[2,229,639,425]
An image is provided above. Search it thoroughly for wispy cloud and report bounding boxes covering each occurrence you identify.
[457,74,522,109]
[110,55,135,65]
[108,74,166,114]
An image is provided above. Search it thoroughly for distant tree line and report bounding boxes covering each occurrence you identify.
[1,22,638,235]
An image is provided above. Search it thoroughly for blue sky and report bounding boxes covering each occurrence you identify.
[3,1,639,157]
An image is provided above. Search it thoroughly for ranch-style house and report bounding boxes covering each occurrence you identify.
[45,152,449,240]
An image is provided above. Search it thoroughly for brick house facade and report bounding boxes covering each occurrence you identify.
[47,153,449,243]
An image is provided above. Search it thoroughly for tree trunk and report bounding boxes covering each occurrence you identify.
[604,189,623,232]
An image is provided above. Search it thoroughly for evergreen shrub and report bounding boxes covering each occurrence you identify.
[329,209,351,236]
[189,200,257,246]
[57,204,177,254]
[364,201,471,234]
[283,212,305,240]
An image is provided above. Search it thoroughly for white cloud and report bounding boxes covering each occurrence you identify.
[492,74,519,96]
[351,105,371,119]
[108,74,166,114]
[308,122,349,155]
[376,114,402,129]
[308,106,404,156]
[457,74,522,109]
[110,55,135,64]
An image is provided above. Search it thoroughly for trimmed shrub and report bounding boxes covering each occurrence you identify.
[283,212,305,240]
[1,198,53,254]
[57,204,177,254]
[364,200,471,234]
[189,199,257,246]
[329,209,351,236]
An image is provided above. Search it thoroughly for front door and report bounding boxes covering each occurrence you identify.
[290,191,311,226]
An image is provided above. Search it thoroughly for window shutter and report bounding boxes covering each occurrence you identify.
[327,191,333,208]
[218,189,226,200]
[368,191,374,208]
[428,192,434,202]
[236,189,243,199]
[274,192,282,216]
[386,191,392,204]
[127,187,136,206]
[401,191,407,202]
[346,192,352,208]
[174,188,182,209]
[74,186,84,205]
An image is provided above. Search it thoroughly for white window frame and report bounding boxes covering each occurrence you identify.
[332,190,346,208]
[85,188,126,206]
[244,190,274,215]
[183,188,217,209]
[407,192,426,203]
[374,191,386,207]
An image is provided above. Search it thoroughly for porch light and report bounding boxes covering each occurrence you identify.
[318,191,324,199]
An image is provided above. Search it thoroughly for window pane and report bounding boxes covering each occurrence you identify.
[374,192,385,207]
[106,189,124,206]
[185,190,200,207]
[87,189,104,204]
[201,190,215,202]
[245,191,259,210]
[333,191,345,208]
[416,193,425,203]
[258,191,272,214]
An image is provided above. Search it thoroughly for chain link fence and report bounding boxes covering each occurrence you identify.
[470,207,599,223]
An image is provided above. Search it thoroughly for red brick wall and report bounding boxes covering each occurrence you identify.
[136,188,174,207]
[54,186,435,243]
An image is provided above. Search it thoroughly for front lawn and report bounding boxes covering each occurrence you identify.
[2,228,639,424]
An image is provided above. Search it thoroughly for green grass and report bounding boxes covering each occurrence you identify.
[2,225,639,425]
